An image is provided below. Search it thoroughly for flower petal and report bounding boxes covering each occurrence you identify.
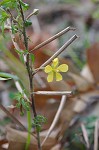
[52,58,59,68]
[44,65,52,73]
[55,72,62,81]
[47,72,54,82]
[57,64,68,72]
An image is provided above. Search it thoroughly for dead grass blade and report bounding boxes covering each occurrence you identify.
[94,120,99,150]
[81,123,90,149]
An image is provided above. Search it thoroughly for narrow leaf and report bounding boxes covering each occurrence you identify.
[0,72,19,80]
[30,53,35,63]
[0,77,11,80]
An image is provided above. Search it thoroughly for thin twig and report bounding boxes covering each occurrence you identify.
[33,91,72,95]
[94,120,99,150]
[41,95,67,146]
[0,104,26,131]
[81,123,90,149]
[33,34,78,75]
[30,26,76,53]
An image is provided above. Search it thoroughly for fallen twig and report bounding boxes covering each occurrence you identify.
[41,95,67,146]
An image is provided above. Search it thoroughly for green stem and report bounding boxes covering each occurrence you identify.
[17,1,41,149]
[25,111,31,150]
[37,131,41,150]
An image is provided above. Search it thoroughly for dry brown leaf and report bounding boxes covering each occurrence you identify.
[73,100,87,113]
[6,126,57,150]
[87,43,99,83]
[81,64,94,84]
[74,90,99,113]
[68,72,93,92]
[58,90,99,138]
[50,144,61,150]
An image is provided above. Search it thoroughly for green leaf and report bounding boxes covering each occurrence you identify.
[36,124,41,132]
[11,25,18,34]
[0,8,9,22]
[0,0,15,5]
[1,21,5,37]
[16,102,21,108]
[21,99,30,111]
[0,77,11,80]
[0,0,17,9]
[32,115,47,132]
[20,111,24,116]
[15,49,24,55]
[15,49,24,63]
[0,72,19,80]
[20,1,29,11]
[0,7,10,35]
[30,53,35,63]
[25,20,32,27]
[14,92,23,101]
[19,53,24,64]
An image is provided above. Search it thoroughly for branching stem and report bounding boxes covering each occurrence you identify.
[18,0,41,149]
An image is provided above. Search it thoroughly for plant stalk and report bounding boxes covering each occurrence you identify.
[18,0,41,149]
[25,111,31,150]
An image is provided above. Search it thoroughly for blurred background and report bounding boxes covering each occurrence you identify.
[0,0,99,149]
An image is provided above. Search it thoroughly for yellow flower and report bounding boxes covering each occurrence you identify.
[44,58,68,82]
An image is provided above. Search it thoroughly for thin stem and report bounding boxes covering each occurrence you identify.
[18,0,36,115]
[30,78,37,117]
[37,132,41,150]
[18,0,28,50]
[30,26,76,53]
[18,1,41,149]
[25,111,32,150]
